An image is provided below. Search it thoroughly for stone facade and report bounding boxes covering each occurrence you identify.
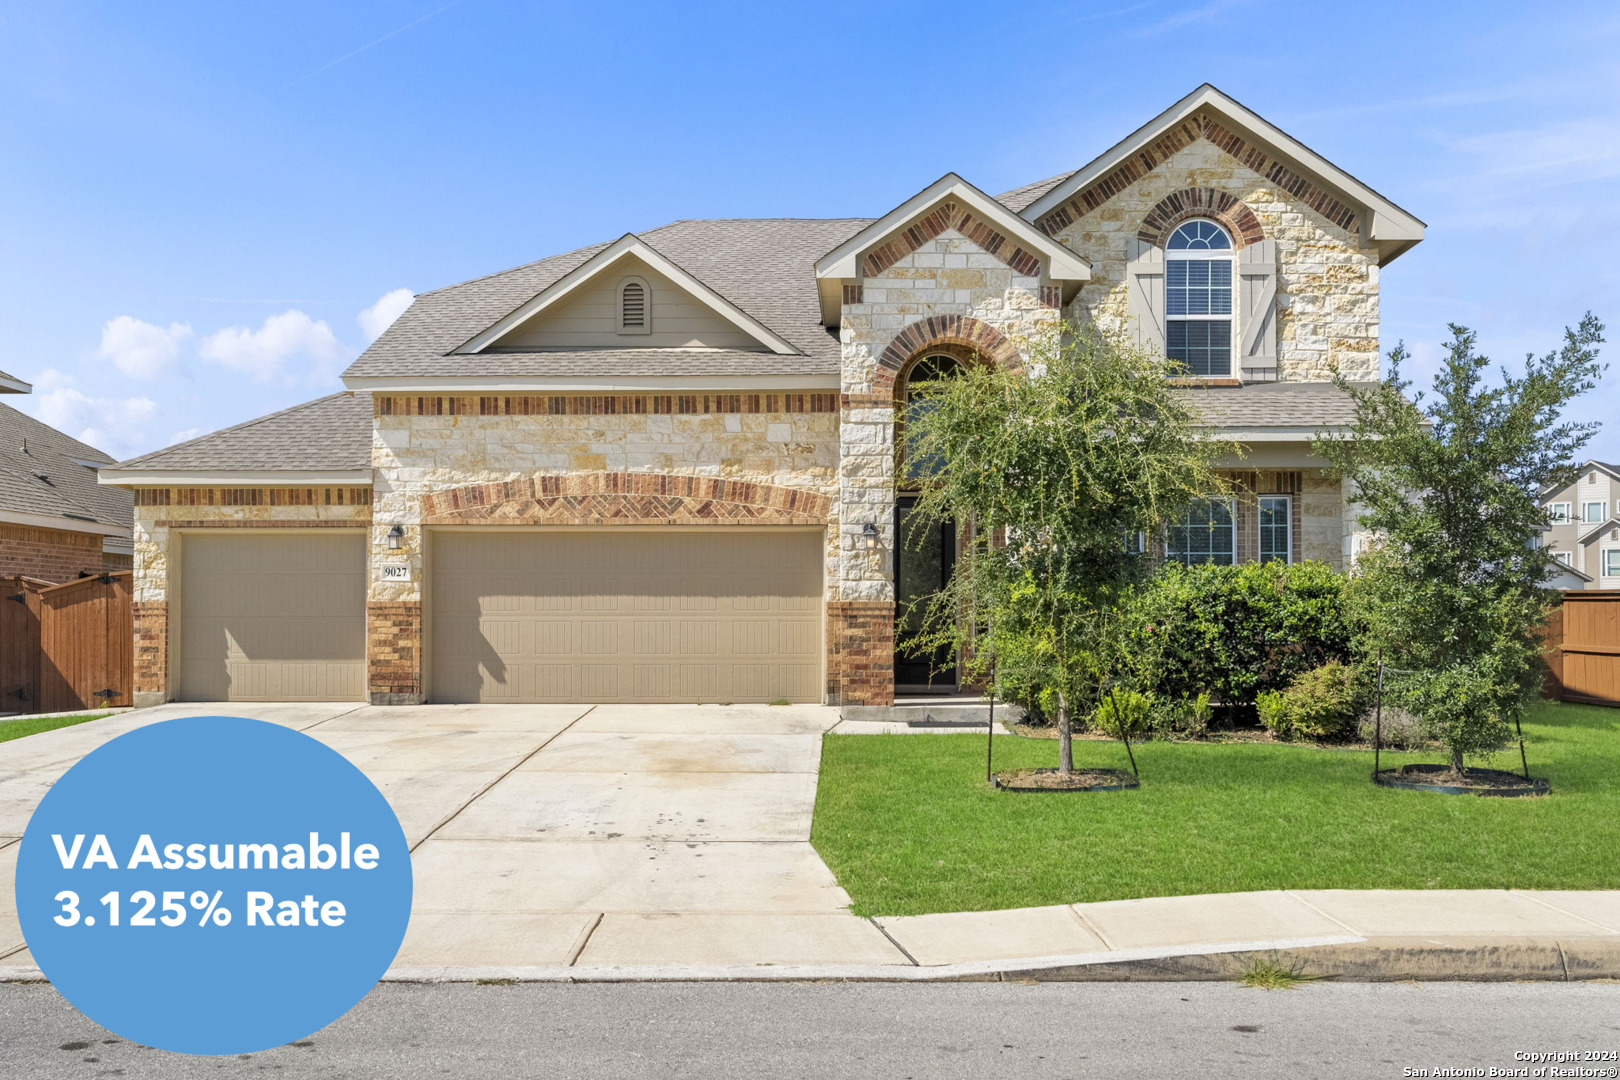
[1047,122,1381,384]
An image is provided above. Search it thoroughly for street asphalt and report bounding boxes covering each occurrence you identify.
[2,981,1617,1079]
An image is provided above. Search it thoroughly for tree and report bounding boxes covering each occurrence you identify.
[1315,316,1606,775]
[900,326,1228,776]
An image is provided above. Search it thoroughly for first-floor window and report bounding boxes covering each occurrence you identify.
[1552,550,1574,567]
[1167,499,1235,565]
[1604,550,1620,577]
[1258,496,1291,564]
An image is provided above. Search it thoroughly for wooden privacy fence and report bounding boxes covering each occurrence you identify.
[0,572,133,715]
[1544,589,1620,707]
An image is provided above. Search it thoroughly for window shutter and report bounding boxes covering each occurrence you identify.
[1238,239,1278,382]
[1125,238,1165,354]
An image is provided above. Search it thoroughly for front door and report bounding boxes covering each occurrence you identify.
[894,496,957,690]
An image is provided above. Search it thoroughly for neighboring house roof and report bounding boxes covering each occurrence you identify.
[0,368,30,394]
[342,219,873,390]
[995,172,1075,213]
[1578,517,1620,546]
[0,403,132,535]
[1181,381,1363,437]
[100,392,373,484]
[1018,84,1426,265]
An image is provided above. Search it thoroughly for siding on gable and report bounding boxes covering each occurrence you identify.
[493,254,768,351]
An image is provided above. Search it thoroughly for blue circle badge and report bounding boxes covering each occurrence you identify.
[14,716,412,1055]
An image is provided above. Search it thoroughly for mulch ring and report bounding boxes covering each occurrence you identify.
[992,767,1140,793]
[1373,763,1550,798]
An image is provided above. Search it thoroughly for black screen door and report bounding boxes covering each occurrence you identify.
[894,496,957,689]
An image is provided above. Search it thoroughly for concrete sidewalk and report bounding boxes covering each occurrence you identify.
[1,705,1617,982]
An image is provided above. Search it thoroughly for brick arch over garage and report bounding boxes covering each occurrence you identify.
[874,315,1022,397]
[420,472,834,526]
[1137,187,1266,249]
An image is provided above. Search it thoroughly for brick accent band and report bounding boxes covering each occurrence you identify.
[375,393,837,418]
[1137,187,1266,249]
[135,488,371,508]
[368,600,423,705]
[828,600,895,706]
[874,315,1022,396]
[154,520,369,529]
[421,472,835,526]
[1034,111,1359,237]
[861,201,1043,279]
[132,600,168,699]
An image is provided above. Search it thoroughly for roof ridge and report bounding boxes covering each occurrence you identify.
[114,391,361,468]
[416,239,613,298]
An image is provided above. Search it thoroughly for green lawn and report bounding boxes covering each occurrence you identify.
[810,700,1620,916]
[0,712,110,744]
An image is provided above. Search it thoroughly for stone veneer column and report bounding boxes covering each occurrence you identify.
[834,394,897,706]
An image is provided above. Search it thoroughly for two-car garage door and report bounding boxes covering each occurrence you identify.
[177,530,823,704]
[429,531,823,704]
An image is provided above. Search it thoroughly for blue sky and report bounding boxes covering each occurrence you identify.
[2,0,1617,462]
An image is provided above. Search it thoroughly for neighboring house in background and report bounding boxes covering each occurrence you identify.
[1540,460,1620,589]
[0,368,134,583]
[99,84,1425,709]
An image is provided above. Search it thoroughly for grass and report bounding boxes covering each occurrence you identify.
[810,700,1620,917]
[0,712,111,744]
[1236,955,1318,990]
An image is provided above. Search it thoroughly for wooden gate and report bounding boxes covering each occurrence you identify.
[0,572,133,715]
[1545,590,1620,707]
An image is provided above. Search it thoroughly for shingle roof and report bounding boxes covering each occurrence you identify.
[995,172,1076,213]
[1181,381,1364,428]
[342,218,873,381]
[0,404,132,529]
[110,392,373,472]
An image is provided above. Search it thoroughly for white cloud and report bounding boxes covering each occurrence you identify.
[197,309,352,383]
[28,382,159,459]
[358,288,414,342]
[97,315,192,378]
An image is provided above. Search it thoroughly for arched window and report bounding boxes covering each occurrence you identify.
[900,353,964,483]
[1164,219,1233,377]
[617,277,650,335]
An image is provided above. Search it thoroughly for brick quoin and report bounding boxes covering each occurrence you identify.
[131,601,168,705]
[367,600,422,705]
[828,600,895,706]
[873,316,1022,397]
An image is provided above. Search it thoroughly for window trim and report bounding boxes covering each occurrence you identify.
[1549,502,1572,524]
[1257,494,1292,565]
[616,275,651,335]
[1551,550,1574,567]
[1583,500,1606,524]
[1165,496,1237,566]
[1164,219,1234,378]
[1604,548,1620,578]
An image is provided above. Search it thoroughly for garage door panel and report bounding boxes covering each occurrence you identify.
[180,534,365,703]
[429,531,823,704]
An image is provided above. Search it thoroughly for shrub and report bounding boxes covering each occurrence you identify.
[1124,561,1354,707]
[1280,662,1360,739]
[1357,705,1427,750]
[1256,690,1289,736]
[1090,689,1155,738]
[1152,691,1213,739]
[1256,662,1361,741]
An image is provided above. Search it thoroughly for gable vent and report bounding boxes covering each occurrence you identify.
[618,278,650,334]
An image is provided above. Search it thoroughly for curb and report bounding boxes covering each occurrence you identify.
[12,933,1612,985]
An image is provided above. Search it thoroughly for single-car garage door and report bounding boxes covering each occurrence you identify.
[430,530,822,704]
[179,533,366,701]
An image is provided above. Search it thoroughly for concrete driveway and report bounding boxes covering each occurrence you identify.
[0,702,906,971]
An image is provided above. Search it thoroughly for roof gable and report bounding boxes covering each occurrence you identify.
[459,234,799,357]
[1020,84,1425,264]
[814,174,1091,325]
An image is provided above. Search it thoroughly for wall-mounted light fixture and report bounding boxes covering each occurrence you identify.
[387,524,405,551]
[862,522,880,550]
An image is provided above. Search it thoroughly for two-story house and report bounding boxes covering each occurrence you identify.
[1539,460,1620,589]
[99,85,1425,709]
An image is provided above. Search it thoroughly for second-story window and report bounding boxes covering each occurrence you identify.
[1584,500,1606,524]
[1165,219,1233,378]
